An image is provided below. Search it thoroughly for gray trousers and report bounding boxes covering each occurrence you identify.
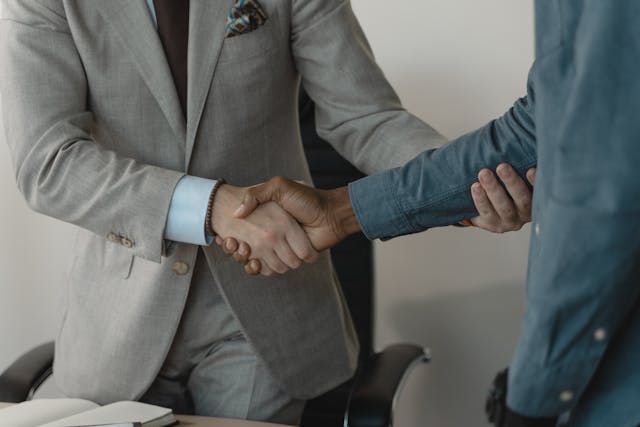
[140,249,305,425]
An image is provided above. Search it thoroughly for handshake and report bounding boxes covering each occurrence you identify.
[210,164,536,276]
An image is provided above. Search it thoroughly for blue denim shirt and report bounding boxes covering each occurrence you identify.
[349,2,640,425]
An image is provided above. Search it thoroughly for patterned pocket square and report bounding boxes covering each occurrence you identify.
[225,0,269,38]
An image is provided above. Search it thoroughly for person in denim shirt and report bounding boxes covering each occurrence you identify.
[224,2,640,426]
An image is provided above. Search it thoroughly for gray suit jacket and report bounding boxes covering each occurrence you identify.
[0,0,445,403]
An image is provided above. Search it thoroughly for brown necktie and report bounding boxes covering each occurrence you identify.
[153,0,189,119]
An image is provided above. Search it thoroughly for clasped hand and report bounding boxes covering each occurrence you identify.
[210,184,320,274]
[212,164,536,276]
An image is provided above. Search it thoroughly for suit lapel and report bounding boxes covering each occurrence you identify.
[94,0,187,144]
[185,0,234,171]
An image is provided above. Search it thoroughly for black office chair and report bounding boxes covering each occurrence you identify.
[0,90,430,427]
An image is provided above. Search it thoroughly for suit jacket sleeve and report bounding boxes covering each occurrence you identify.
[290,0,448,174]
[347,71,537,240]
[0,1,184,263]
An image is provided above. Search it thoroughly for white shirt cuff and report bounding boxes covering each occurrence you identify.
[164,176,218,245]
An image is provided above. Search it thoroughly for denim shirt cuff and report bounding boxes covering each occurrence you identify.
[348,172,413,241]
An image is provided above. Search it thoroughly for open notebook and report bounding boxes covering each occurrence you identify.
[0,399,176,427]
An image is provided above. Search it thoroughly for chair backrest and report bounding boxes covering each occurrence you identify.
[299,90,374,359]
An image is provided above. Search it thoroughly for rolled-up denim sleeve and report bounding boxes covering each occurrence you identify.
[164,176,217,245]
[348,74,538,240]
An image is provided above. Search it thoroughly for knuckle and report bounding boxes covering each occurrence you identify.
[501,207,517,218]
[264,231,279,245]
[520,201,532,213]
[299,248,312,261]
[504,221,519,231]
[493,226,506,234]
[304,251,319,263]
[249,239,262,251]
[252,242,267,256]
[480,211,496,220]
[272,176,286,186]
[244,187,258,199]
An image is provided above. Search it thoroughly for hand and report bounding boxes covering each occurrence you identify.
[216,177,361,275]
[486,368,558,427]
[220,164,537,274]
[235,177,360,251]
[210,184,319,276]
[469,164,536,233]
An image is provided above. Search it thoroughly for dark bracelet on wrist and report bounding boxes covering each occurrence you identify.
[205,178,226,236]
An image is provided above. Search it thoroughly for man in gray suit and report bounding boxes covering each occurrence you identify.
[0,0,532,423]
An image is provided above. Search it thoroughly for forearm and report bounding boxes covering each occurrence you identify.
[0,11,184,262]
[349,93,537,240]
[10,117,184,262]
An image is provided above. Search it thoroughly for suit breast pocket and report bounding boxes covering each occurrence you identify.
[218,7,281,64]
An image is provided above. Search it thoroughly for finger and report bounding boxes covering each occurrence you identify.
[478,169,518,225]
[471,181,498,221]
[496,164,532,219]
[274,241,303,270]
[223,237,239,255]
[232,241,252,265]
[244,259,262,276]
[261,250,289,274]
[259,261,276,277]
[234,177,284,218]
[234,192,261,219]
[215,236,224,247]
[526,168,537,186]
[285,225,319,264]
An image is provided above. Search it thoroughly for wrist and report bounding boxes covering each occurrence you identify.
[210,183,242,235]
[205,179,226,236]
[325,186,360,239]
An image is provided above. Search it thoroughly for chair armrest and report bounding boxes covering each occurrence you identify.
[346,344,430,427]
[0,342,54,403]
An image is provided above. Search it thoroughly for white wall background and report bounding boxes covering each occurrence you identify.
[0,1,534,425]
[350,1,535,426]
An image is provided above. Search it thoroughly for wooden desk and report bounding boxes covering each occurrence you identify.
[0,402,293,427]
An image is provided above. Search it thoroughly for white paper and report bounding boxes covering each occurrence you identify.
[41,401,174,427]
[0,399,98,427]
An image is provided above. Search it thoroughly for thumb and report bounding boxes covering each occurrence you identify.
[233,181,278,218]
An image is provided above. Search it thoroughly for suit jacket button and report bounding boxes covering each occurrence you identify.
[172,261,190,275]
[107,232,120,243]
[121,237,134,248]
